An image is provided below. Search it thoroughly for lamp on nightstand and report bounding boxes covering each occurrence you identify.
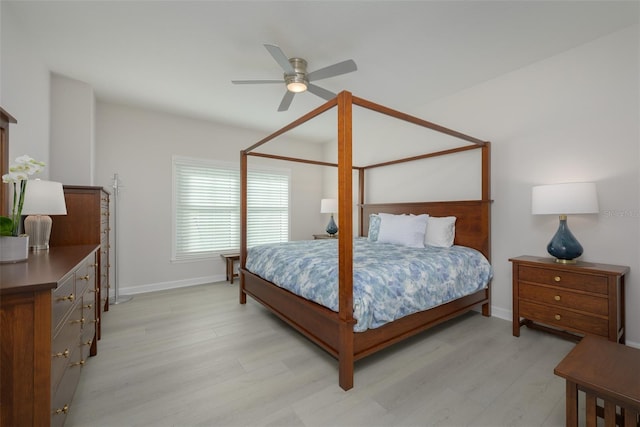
[532,182,599,264]
[21,179,67,251]
[320,198,338,236]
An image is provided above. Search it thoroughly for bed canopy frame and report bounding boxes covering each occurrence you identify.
[240,91,491,390]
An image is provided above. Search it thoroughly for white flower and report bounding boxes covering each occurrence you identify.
[1,155,46,236]
[2,156,44,183]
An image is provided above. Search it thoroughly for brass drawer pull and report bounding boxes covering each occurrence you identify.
[83,303,93,309]
[53,349,70,358]
[84,340,93,346]
[78,275,90,281]
[554,314,561,321]
[70,317,86,325]
[56,293,75,302]
[70,360,85,367]
[54,404,70,415]
[554,276,561,282]
[554,295,561,301]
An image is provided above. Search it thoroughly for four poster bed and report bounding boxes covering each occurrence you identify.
[239,91,492,390]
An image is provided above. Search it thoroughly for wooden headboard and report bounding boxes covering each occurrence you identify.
[361,200,491,261]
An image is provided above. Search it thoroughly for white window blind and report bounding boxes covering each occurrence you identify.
[172,157,289,261]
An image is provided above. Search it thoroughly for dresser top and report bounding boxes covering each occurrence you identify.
[509,255,629,276]
[0,244,99,295]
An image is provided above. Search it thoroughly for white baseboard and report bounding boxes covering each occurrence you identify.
[490,305,511,322]
[110,274,227,298]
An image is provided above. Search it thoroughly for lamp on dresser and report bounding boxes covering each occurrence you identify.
[21,179,67,250]
[531,182,599,263]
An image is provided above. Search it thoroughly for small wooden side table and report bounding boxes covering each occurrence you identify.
[554,335,640,426]
[313,234,337,239]
[220,253,240,284]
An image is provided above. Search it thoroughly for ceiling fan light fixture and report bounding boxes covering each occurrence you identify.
[285,58,308,93]
[286,79,307,93]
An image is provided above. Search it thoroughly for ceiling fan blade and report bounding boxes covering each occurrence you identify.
[264,44,295,74]
[232,79,284,85]
[278,91,295,112]
[307,59,357,82]
[307,84,336,101]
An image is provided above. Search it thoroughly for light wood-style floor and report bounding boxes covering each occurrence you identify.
[66,282,574,427]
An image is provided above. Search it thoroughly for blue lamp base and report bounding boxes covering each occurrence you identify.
[326,214,338,236]
[547,215,583,264]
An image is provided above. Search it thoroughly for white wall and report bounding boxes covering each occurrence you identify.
[411,25,639,345]
[0,4,50,175]
[95,102,325,295]
[50,73,95,185]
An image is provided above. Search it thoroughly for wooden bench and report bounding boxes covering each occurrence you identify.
[554,335,640,426]
[220,253,240,284]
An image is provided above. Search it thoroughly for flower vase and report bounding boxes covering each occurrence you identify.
[0,235,29,263]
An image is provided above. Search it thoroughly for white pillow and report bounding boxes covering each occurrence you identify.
[425,216,456,247]
[377,213,428,248]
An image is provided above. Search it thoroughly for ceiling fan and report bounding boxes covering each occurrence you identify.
[232,44,357,112]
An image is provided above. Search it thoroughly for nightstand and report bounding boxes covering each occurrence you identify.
[510,256,628,343]
[313,234,337,239]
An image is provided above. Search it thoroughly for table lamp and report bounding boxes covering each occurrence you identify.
[320,198,338,236]
[532,182,599,263]
[21,179,67,250]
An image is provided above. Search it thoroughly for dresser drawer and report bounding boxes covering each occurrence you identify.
[81,292,97,358]
[52,274,76,332]
[50,349,83,427]
[51,304,82,390]
[518,265,608,294]
[75,258,95,296]
[519,300,609,337]
[519,283,608,316]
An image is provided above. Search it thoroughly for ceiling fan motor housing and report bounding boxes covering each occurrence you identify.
[285,58,309,92]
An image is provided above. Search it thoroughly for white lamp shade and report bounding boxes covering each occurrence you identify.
[532,182,599,215]
[21,180,67,215]
[320,198,338,214]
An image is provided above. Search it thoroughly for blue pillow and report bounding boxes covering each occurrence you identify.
[368,214,381,242]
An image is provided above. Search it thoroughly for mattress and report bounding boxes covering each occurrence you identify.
[245,238,493,332]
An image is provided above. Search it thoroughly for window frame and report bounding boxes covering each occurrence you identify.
[171,155,290,262]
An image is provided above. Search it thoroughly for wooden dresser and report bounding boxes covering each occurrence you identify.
[510,255,628,343]
[0,245,100,426]
[50,185,111,345]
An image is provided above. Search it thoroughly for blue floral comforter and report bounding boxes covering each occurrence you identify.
[245,238,492,332]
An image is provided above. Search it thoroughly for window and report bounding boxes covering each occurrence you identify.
[172,156,289,261]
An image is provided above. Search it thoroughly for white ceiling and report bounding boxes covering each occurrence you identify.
[4,1,639,142]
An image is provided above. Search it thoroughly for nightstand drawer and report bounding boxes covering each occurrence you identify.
[518,265,608,294]
[519,300,608,337]
[519,283,608,316]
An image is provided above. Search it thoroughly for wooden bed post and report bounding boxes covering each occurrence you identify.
[481,142,491,316]
[358,168,365,237]
[239,150,247,304]
[337,91,355,390]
